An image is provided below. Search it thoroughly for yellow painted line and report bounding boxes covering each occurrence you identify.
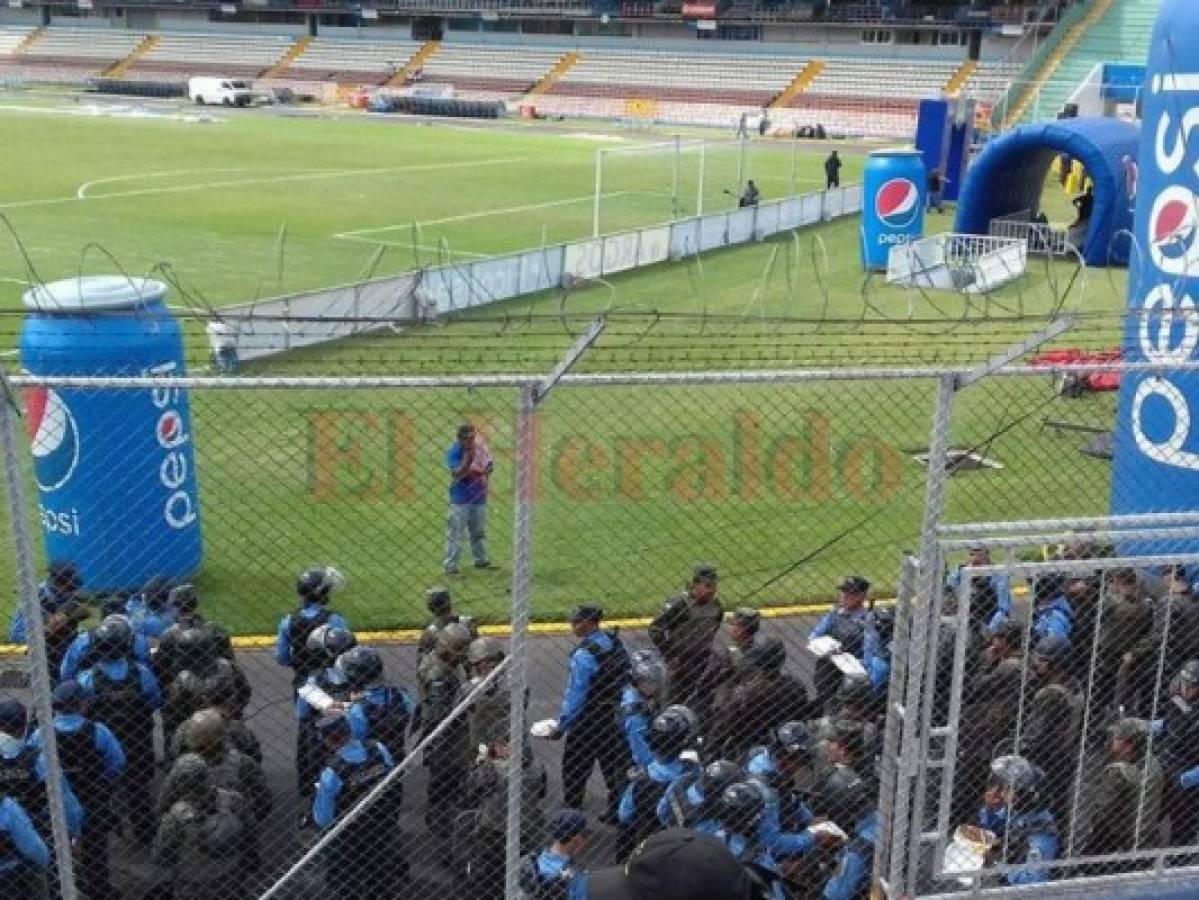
[0,598,906,655]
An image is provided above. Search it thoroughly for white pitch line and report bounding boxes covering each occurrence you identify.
[77,168,264,200]
[0,277,30,286]
[336,193,619,240]
[0,157,530,211]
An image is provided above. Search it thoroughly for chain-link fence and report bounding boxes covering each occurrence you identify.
[2,356,1199,899]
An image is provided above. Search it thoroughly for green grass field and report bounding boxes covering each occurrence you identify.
[0,94,1130,635]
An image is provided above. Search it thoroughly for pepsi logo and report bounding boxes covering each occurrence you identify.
[875,178,920,229]
[25,387,79,493]
[157,411,183,448]
[1149,186,1199,275]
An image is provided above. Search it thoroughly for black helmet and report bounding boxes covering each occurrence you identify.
[307,624,356,661]
[987,755,1044,812]
[168,584,199,613]
[426,587,453,616]
[718,781,768,833]
[141,576,172,611]
[700,760,745,800]
[175,626,210,670]
[772,721,813,759]
[336,646,384,688]
[1180,659,1199,687]
[297,568,333,603]
[1032,634,1070,667]
[648,705,698,758]
[747,637,786,673]
[818,766,871,829]
[630,651,667,688]
[93,616,133,661]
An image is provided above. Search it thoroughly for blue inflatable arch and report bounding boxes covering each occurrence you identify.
[954,118,1139,266]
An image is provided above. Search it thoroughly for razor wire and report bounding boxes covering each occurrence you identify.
[0,363,1199,899]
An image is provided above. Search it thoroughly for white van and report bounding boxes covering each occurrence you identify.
[188,77,255,107]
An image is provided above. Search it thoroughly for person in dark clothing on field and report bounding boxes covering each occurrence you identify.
[739,180,760,208]
[549,605,630,824]
[649,565,724,706]
[824,150,842,190]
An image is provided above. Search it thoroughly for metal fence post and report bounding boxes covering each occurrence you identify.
[505,384,537,900]
[890,373,956,895]
[0,385,78,900]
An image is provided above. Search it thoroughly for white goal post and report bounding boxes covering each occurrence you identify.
[593,138,710,237]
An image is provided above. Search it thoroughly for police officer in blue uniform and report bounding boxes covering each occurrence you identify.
[617,704,700,860]
[60,612,153,683]
[714,780,787,900]
[747,721,820,826]
[295,624,356,801]
[125,576,177,643]
[312,713,402,898]
[0,796,49,899]
[29,680,126,900]
[977,756,1058,886]
[621,649,667,770]
[0,699,83,900]
[78,615,163,845]
[945,544,1014,636]
[339,645,415,759]
[658,759,745,834]
[519,808,590,899]
[550,605,631,822]
[7,560,81,645]
[809,577,878,712]
[274,567,349,691]
[817,766,878,900]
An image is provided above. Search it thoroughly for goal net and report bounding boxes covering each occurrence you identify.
[592,138,811,237]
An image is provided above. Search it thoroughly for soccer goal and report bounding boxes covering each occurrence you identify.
[592,138,812,237]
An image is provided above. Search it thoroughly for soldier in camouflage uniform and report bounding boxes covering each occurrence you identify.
[691,607,762,721]
[1086,718,1164,861]
[463,637,511,754]
[417,587,478,662]
[1019,634,1083,828]
[152,753,257,900]
[648,564,724,706]
[460,719,547,899]
[419,621,474,858]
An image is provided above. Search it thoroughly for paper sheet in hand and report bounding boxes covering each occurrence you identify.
[809,821,848,841]
[530,719,558,738]
[830,652,867,677]
[807,636,841,658]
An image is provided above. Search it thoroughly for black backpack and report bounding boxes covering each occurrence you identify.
[579,630,631,708]
[287,607,332,678]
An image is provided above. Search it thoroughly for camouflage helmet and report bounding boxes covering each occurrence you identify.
[438,622,474,657]
[467,637,505,667]
[171,753,212,800]
[183,709,227,754]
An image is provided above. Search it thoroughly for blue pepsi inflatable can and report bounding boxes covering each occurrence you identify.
[1111,0,1199,546]
[20,277,203,592]
[861,148,927,270]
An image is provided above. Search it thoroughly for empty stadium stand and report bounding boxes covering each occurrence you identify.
[418,44,566,97]
[545,49,805,107]
[128,32,294,78]
[281,37,423,84]
[17,27,144,74]
[803,57,960,100]
[0,26,32,58]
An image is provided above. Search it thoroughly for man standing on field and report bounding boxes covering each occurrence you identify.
[444,423,494,576]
